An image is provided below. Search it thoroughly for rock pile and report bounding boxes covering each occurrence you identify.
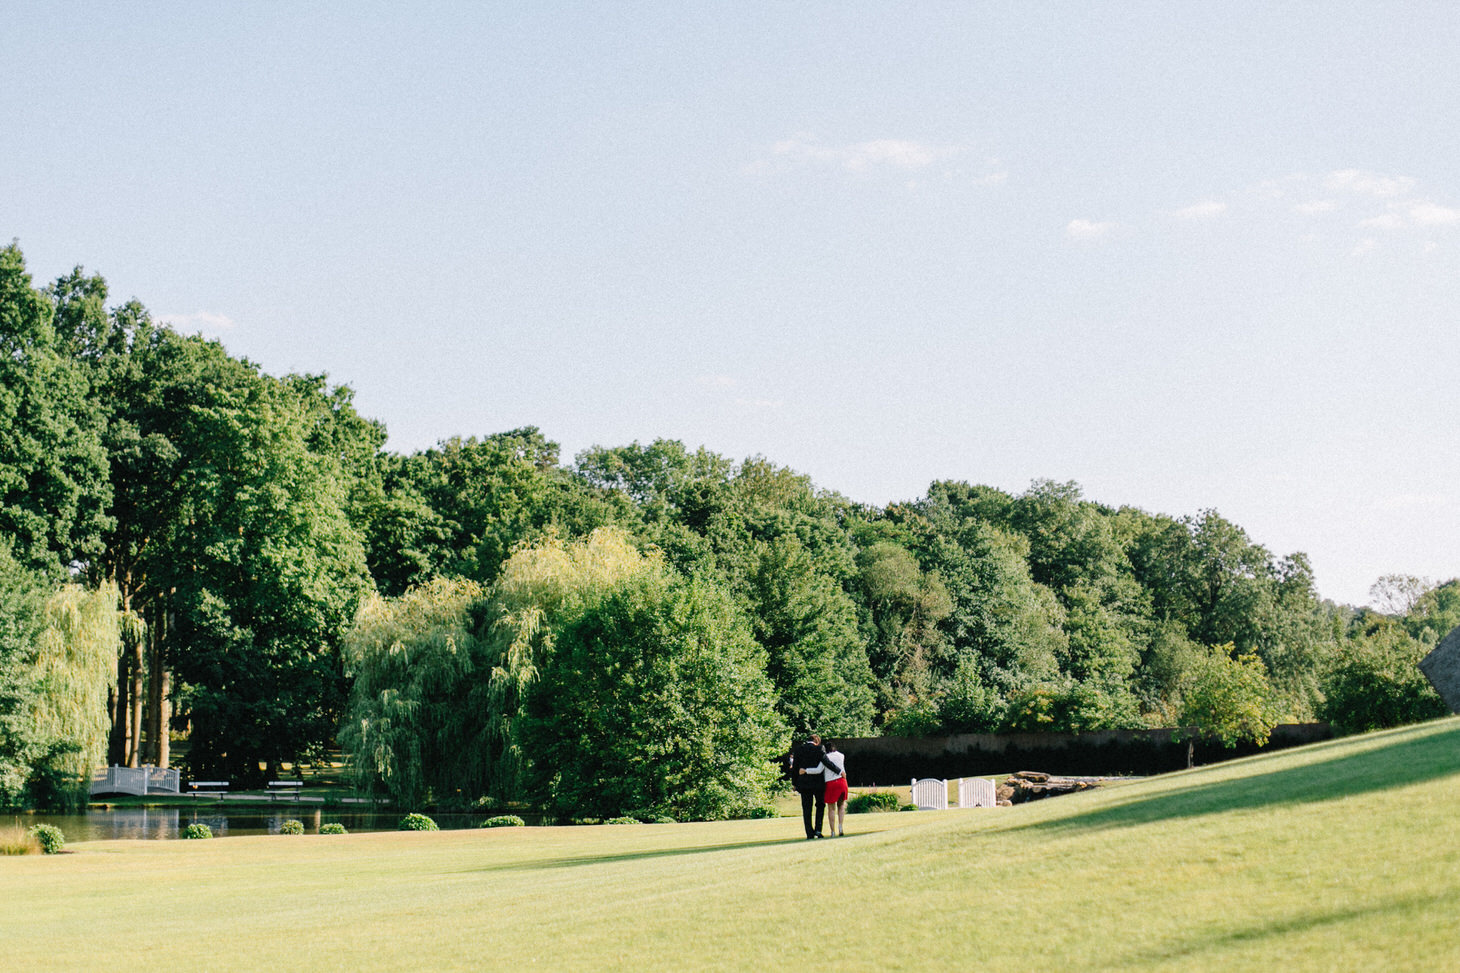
[996,770,1102,806]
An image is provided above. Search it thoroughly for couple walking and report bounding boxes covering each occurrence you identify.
[791,733,847,839]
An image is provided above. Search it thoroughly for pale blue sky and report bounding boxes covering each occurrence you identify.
[5,3,1458,607]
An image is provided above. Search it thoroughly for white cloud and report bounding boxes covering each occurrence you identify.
[698,374,737,389]
[1409,201,1460,226]
[1173,200,1227,219]
[1292,200,1338,215]
[1066,218,1117,241]
[1324,168,1416,198]
[159,311,236,335]
[735,397,784,410]
[1350,238,1378,257]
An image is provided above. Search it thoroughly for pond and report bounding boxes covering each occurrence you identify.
[9,807,495,842]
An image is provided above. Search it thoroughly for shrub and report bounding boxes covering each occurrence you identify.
[183,823,213,839]
[479,815,525,828]
[0,826,40,855]
[399,812,438,831]
[1319,630,1449,735]
[847,791,901,814]
[604,816,640,825]
[279,819,305,835]
[28,824,64,854]
[649,815,677,825]
[320,823,347,835]
[745,806,776,819]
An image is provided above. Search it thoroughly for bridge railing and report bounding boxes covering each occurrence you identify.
[90,765,181,796]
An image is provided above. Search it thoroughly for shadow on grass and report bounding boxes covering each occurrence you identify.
[457,833,862,874]
[1126,888,1449,966]
[1016,719,1460,836]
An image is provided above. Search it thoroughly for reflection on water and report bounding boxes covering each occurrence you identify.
[10,808,489,842]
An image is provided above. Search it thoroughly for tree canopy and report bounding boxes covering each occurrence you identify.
[1,240,1453,811]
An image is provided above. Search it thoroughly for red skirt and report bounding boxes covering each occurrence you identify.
[824,777,848,804]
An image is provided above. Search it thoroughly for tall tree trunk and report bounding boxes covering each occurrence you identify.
[127,629,145,767]
[155,668,171,767]
[147,607,171,767]
[106,678,124,766]
[110,654,131,766]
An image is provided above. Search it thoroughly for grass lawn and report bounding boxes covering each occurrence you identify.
[6,717,1460,972]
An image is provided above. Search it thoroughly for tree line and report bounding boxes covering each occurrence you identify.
[0,242,1450,815]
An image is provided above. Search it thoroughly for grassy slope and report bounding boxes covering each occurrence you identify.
[6,717,1459,972]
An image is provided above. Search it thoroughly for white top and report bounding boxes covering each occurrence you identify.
[822,751,846,781]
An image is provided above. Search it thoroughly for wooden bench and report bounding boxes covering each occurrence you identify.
[268,780,304,801]
[190,780,229,794]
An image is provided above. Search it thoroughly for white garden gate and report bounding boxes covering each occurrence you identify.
[910,777,949,810]
[956,777,996,808]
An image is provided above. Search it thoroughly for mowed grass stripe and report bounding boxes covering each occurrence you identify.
[5,717,1459,971]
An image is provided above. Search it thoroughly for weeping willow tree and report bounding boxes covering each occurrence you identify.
[27,584,120,809]
[341,528,658,807]
[340,576,489,805]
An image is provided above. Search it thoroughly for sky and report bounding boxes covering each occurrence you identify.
[4,3,1459,608]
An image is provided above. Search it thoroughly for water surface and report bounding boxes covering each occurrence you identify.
[11,807,491,842]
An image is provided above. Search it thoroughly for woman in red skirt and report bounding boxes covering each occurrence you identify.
[822,744,848,837]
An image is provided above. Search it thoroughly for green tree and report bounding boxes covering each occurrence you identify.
[1179,644,1279,748]
[0,542,46,807]
[340,528,658,807]
[1404,579,1460,646]
[746,537,875,735]
[1318,627,1448,735]
[855,539,952,708]
[164,365,372,782]
[914,485,1066,694]
[936,657,1005,733]
[0,245,111,575]
[376,429,634,591]
[523,571,785,821]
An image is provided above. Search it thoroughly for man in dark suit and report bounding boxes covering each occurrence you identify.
[790,733,836,839]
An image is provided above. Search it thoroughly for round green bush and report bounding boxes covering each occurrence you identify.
[182,823,213,839]
[28,824,64,854]
[398,812,439,831]
[320,823,347,835]
[279,819,305,835]
[479,815,525,828]
[604,816,640,825]
[847,791,902,814]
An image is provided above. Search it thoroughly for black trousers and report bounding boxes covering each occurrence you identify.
[799,785,826,838]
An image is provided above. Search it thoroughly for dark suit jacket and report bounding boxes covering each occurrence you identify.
[791,739,832,793]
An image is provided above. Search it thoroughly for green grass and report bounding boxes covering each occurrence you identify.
[7,717,1460,971]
